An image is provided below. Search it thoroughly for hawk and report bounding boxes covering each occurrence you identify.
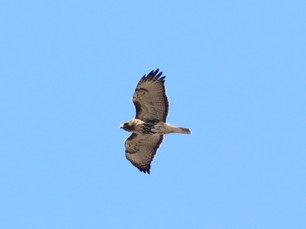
[120,69,191,174]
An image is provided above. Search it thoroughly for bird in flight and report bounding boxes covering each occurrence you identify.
[120,69,191,174]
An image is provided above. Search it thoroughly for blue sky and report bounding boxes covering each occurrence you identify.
[1,0,305,228]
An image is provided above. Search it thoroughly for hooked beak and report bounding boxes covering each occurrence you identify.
[120,124,123,129]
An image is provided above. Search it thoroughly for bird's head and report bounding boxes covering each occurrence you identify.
[120,121,135,132]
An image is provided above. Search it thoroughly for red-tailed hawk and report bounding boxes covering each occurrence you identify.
[120,69,191,174]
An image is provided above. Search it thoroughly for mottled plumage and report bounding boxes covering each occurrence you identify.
[120,69,191,174]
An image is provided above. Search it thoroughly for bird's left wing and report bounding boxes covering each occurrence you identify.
[133,69,169,122]
[125,133,163,174]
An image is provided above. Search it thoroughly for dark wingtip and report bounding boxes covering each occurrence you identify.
[148,70,154,75]
[149,68,165,80]
[148,69,160,78]
[138,68,166,85]
[139,168,150,174]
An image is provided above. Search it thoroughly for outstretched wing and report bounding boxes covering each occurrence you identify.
[125,133,163,174]
[133,69,169,122]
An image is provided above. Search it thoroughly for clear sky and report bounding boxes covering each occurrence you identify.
[0,0,305,228]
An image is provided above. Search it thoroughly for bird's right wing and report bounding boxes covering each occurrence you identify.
[125,133,163,174]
